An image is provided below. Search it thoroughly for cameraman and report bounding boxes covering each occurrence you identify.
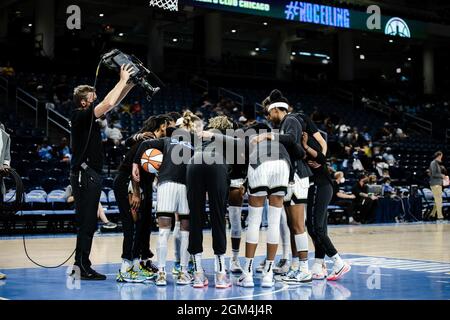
[70,64,135,280]
[0,121,11,281]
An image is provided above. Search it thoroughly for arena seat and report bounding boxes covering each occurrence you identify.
[100,191,108,205]
[47,190,67,210]
[25,191,48,210]
[107,190,117,207]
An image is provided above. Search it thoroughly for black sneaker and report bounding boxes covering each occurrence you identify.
[80,268,107,281]
[142,260,158,274]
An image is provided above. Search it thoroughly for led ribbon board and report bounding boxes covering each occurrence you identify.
[181,0,426,39]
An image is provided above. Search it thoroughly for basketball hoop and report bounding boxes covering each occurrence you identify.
[149,0,178,12]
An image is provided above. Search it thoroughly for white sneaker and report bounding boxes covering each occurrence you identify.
[282,268,312,284]
[237,272,254,288]
[261,271,275,288]
[155,271,167,286]
[312,263,327,280]
[327,262,351,281]
[256,259,265,273]
[273,259,290,275]
[230,258,243,273]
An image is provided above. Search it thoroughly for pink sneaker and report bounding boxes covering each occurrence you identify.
[192,272,209,288]
[215,272,232,289]
[327,263,351,281]
[312,263,328,280]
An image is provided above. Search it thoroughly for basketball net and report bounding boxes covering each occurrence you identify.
[149,0,179,11]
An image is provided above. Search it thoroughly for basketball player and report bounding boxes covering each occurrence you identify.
[133,111,201,286]
[259,108,327,275]
[253,89,313,283]
[237,128,291,288]
[229,116,272,274]
[187,116,235,289]
[303,132,351,280]
[114,115,170,283]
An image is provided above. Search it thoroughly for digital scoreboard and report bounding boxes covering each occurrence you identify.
[182,0,426,39]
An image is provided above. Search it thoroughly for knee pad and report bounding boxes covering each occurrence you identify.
[229,206,242,239]
[294,232,308,252]
[246,206,263,244]
[280,208,290,242]
[267,206,282,244]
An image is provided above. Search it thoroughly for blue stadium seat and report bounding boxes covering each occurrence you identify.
[108,190,117,207]
[25,191,48,210]
[47,189,67,210]
[100,191,108,205]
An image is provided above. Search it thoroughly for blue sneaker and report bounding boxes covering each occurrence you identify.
[188,260,195,275]
[172,262,181,275]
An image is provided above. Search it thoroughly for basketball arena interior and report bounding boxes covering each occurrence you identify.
[0,0,449,305]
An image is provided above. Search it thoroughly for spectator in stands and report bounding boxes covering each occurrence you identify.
[382,177,395,196]
[351,151,365,172]
[352,173,378,224]
[329,157,339,172]
[331,172,359,225]
[0,61,15,77]
[382,147,396,166]
[38,138,53,160]
[374,156,389,177]
[367,173,378,186]
[361,126,371,142]
[105,123,123,146]
[429,151,446,221]
[130,101,142,114]
[65,185,117,229]
[0,121,10,280]
[57,137,71,162]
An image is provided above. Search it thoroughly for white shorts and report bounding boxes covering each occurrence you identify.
[247,160,290,197]
[230,178,245,189]
[284,174,310,206]
[156,182,189,215]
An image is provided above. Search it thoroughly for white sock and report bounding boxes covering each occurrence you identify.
[300,259,309,272]
[157,228,170,272]
[315,258,324,266]
[132,258,140,271]
[244,257,254,275]
[264,260,274,274]
[180,230,189,270]
[280,208,291,260]
[215,255,226,274]
[331,253,344,270]
[194,253,203,273]
[173,221,181,263]
[121,259,132,273]
[232,249,239,261]
[291,257,300,270]
[349,217,354,223]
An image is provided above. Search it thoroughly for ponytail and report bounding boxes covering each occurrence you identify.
[181,111,201,132]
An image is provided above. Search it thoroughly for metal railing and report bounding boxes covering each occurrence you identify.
[218,87,244,108]
[192,77,209,92]
[16,88,39,127]
[0,76,8,104]
[404,113,433,135]
[334,87,354,107]
[362,99,394,116]
[46,103,70,135]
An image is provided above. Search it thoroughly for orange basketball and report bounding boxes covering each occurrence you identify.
[140,148,163,174]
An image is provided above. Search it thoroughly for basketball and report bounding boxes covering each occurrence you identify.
[140,148,163,173]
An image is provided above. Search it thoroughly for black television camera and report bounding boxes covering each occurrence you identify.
[101,49,163,101]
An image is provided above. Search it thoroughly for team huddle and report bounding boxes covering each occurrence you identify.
[113,89,351,289]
